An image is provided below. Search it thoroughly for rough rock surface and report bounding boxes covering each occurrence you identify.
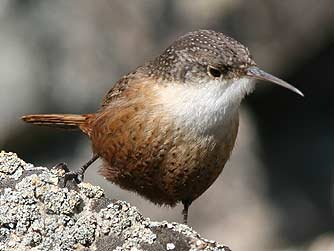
[0,151,231,251]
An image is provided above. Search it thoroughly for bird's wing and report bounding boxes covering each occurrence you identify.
[100,69,139,108]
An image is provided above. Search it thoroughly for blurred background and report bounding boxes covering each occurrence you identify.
[0,0,333,250]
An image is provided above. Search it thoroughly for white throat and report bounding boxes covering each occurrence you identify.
[155,78,255,134]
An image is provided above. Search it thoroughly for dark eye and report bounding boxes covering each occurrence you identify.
[207,66,222,78]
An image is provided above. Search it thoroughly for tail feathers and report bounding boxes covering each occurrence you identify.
[21,114,93,134]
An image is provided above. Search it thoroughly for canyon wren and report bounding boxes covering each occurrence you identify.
[22,30,303,224]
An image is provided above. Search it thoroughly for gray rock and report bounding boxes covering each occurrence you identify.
[0,151,231,251]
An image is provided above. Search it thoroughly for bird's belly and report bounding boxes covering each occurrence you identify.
[90,104,239,206]
[159,133,238,204]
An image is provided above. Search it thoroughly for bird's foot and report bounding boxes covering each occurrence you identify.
[53,162,84,187]
[53,155,99,187]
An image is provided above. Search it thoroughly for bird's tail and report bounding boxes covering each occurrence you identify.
[21,114,94,135]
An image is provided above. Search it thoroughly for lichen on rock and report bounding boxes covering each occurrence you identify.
[0,151,231,251]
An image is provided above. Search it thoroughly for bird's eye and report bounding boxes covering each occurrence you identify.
[207,66,222,78]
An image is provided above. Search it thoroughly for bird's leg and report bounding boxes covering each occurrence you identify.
[54,154,99,186]
[182,200,192,224]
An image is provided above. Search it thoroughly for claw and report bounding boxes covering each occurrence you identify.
[51,155,99,188]
[52,162,84,187]
[53,162,69,172]
[63,170,84,185]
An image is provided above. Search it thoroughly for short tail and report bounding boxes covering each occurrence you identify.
[21,114,94,135]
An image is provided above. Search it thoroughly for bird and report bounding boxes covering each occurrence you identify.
[21,29,303,224]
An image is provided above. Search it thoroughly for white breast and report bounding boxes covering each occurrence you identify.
[155,78,254,134]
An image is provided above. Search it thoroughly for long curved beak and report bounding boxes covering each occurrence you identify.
[246,66,304,97]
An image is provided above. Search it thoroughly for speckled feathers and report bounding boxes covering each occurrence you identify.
[22,30,256,210]
[102,30,256,107]
[21,30,303,223]
[91,30,255,206]
[146,30,256,82]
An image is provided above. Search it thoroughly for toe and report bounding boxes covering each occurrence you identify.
[53,162,69,172]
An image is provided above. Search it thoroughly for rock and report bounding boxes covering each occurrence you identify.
[0,151,231,251]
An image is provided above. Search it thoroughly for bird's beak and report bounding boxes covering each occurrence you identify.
[246,66,304,97]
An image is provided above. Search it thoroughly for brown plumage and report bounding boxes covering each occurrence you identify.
[21,114,94,135]
[21,30,303,224]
